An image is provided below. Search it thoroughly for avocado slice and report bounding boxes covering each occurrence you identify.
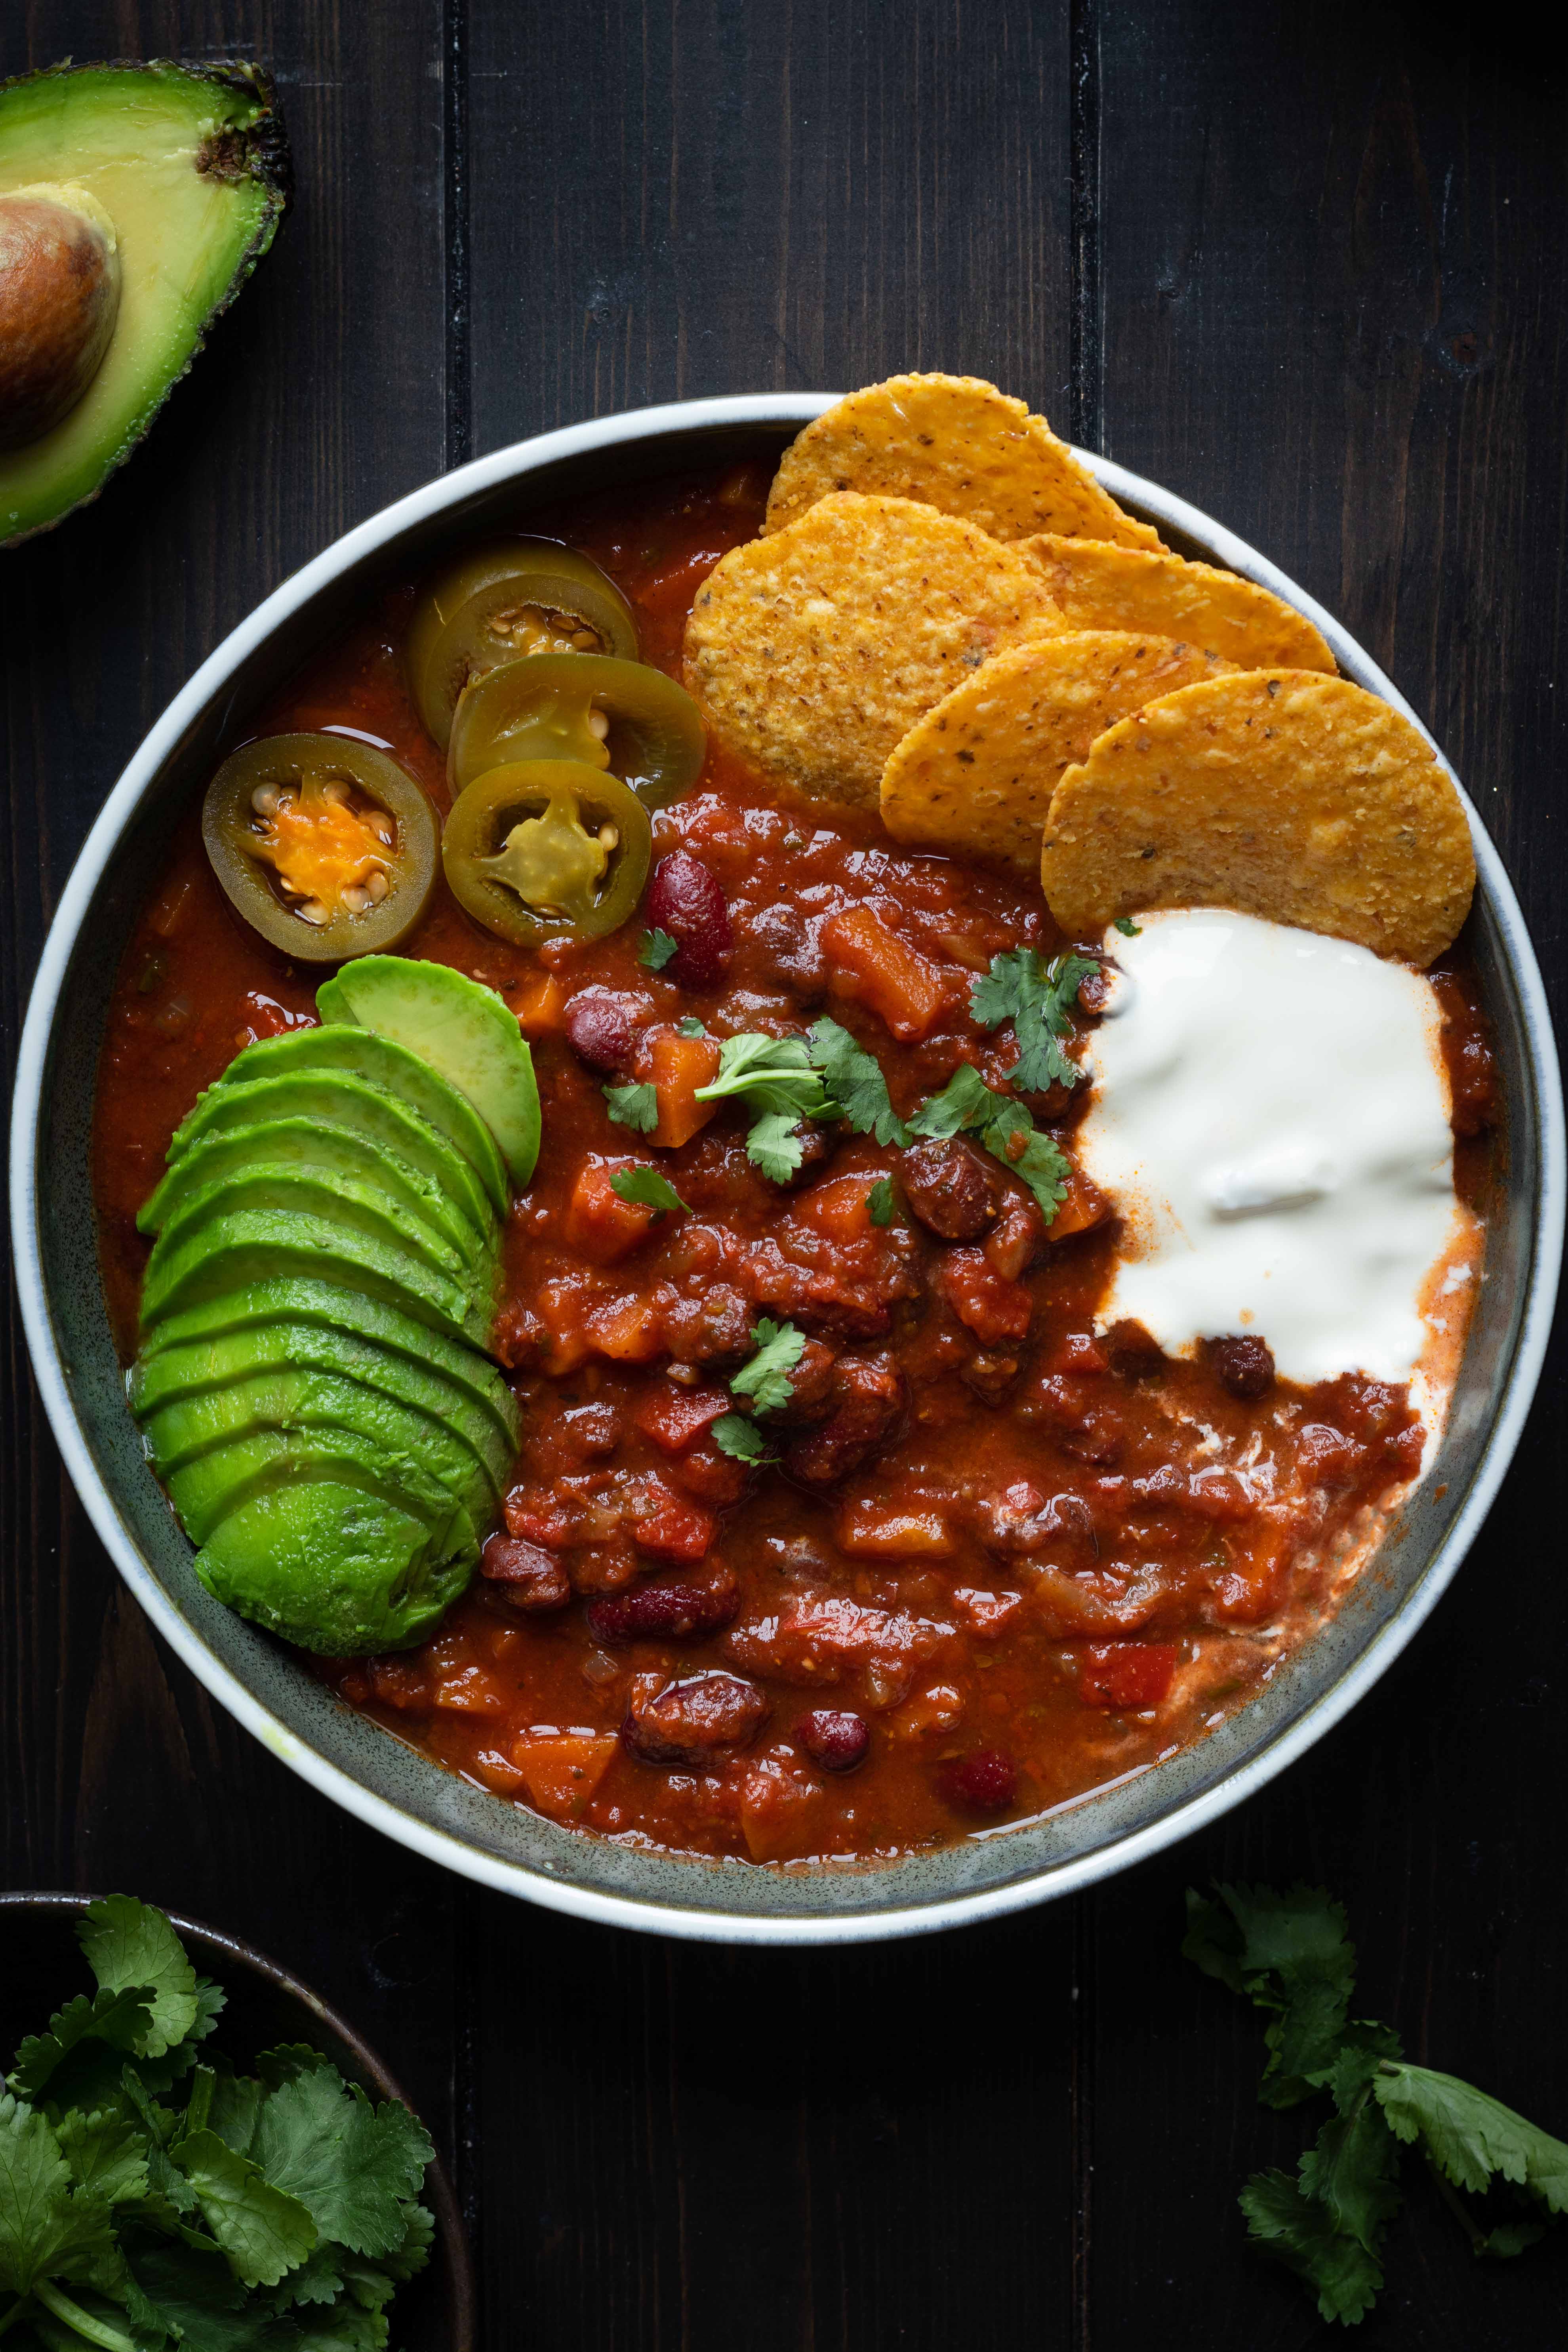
[149,1164,475,1288]
[200,1027,509,1216]
[135,1277,519,1455]
[164,1418,473,1548]
[141,1365,497,1527]
[131,1318,514,1502]
[138,1118,489,1275]
[0,61,290,544]
[195,1480,473,1654]
[140,1209,495,1350]
[164,1070,497,1251]
[316,959,539,1188]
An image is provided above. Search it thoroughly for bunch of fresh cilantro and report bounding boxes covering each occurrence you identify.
[1186,1882,1568,2324]
[0,1897,434,2350]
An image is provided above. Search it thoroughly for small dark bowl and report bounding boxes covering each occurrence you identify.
[1,1893,474,2352]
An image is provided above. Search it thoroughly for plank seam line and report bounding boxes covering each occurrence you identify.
[1068,0,1104,453]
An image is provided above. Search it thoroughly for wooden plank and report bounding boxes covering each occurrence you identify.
[1092,4,1568,2339]
[0,0,463,2158]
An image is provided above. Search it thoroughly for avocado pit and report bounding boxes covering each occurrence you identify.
[0,183,121,449]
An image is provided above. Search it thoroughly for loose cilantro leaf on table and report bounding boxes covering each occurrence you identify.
[806,1019,909,1146]
[610,1165,689,1218]
[908,1063,1071,1221]
[638,928,680,969]
[969,947,1098,1094]
[0,1897,435,2350]
[1186,1882,1568,2325]
[729,1318,805,1417]
[602,1080,659,1134]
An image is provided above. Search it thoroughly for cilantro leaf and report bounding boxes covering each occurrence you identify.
[1238,2166,1384,2325]
[907,1064,1070,1221]
[54,2109,150,2209]
[907,1062,994,1140]
[1298,2102,1403,2253]
[79,1896,201,2061]
[969,948,1097,1094]
[676,1016,707,1038]
[610,1165,689,1218]
[250,2065,433,2261]
[867,1176,897,1226]
[0,2093,118,2297]
[1183,1882,1358,2106]
[1374,2065,1568,2211]
[379,2198,434,2282]
[639,928,679,969]
[171,2126,317,2289]
[1113,916,1141,936]
[730,1319,806,1417]
[743,1110,806,1184]
[10,1986,156,2106]
[712,1413,773,1463]
[602,1080,659,1133]
[806,1019,909,1146]
[695,1032,837,1120]
[125,2237,286,2350]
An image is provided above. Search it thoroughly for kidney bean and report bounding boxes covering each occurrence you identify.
[771,1335,838,1425]
[1204,1334,1275,1401]
[782,1355,905,1487]
[623,1670,768,1766]
[795,1709,870,1773]
[479,1534,571,1613]
[564,986,640,1072]
[645,851,733,988]
[750,902,827,999]
[900,1137,1006,1241]
[941,1747,1018,1813]
[587,1567,741,1644]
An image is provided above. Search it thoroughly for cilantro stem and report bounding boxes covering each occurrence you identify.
[1421,2150,1489,2257]
[32,2283,138,2352]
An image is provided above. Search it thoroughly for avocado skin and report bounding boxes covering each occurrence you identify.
[140,1208,495,1350]
[316,959,541,1188]
[0,60,291,544]
[131,1314,512,1502]
[140,1115,489,1272]
[204,1027,509,1214]
[164,1071,497,1252]
[195,1481,470,1655]
[136,1277,518,1455]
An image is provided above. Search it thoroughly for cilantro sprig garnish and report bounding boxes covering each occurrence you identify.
[1186,1882,1568,2324]
[638,927,680,969]
[0,1896,434,2350]
[908,1062,1070,1221]
[694,1034,841,1182]
[806,1019,910,1147]
[711,1318,806,1465]
[602,1080,659,1134]
[610,1165,690,1219]
[969,947,1099,1094]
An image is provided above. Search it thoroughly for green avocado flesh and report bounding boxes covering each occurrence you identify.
[0,61,290,544]
[197,1483,473,1655]
[164,1072,498,1249]
[131,1011,524,1653]
[138,1116,490,1272]
[202,1026,509,1215]
[316,958,541,1188]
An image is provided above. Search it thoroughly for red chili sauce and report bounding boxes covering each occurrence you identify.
[92,463,1499,1865]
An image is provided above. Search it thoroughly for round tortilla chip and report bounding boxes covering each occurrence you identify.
[764,374,1164,552]
[881,630,1236,872]
[1020,533,1337,673]
[1040,671,1475,966]
[682,492,1058,809]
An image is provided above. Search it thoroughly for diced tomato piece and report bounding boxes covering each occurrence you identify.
[432,1664,507,1716]
[666,1439,750,1505]
[1208,1517,1294,1621]
[1297,1424,1361,1488]
[632,1485,718,1562]
[739,1758,827,1863]
[940,1247,1033,1344]
[586,1294,663,1361]
[366,1657,432,1713]
[822,906,951,1041]
[1076,1642,1178,1710]
[638,1027,722,1148]
[1047,1164,1113,1240]
[503,1497,575,1548]
[1040,1329,1109,1377]
[507,1730,620,1822]
[564,1158,659,1264]
[634,1384,730,1453]
[951,1587,1024,1636]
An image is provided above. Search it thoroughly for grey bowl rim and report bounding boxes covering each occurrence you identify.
[0,1889,475,2348]
[10,390,1564,1946]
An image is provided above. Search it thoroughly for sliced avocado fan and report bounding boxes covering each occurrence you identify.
[131,999,524,1655]
[0,60,291,544]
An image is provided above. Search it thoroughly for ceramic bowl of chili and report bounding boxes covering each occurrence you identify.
[11,396,1564,1944]
[1,1892,474,2350]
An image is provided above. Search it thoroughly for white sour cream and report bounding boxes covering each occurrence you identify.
[1075,908,1462,1386]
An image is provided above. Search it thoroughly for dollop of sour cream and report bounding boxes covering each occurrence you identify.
[1075,909,1462,1386]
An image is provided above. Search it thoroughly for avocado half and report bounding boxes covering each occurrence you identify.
[0,59,291,545]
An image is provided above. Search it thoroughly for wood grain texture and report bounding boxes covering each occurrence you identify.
[3,4,1566,2348]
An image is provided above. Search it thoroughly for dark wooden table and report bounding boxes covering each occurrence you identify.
[4,6,1565,2343]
